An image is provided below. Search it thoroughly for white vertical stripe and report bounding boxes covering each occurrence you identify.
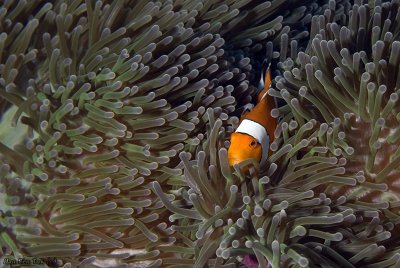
[235,119,270,165]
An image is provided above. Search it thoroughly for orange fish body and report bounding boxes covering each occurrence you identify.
[228,60,277,168]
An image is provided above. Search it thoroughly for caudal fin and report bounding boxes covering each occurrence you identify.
[256,42,273,103]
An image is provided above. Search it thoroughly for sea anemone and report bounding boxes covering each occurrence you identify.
[0,0,332,267]
[4,0,397,267]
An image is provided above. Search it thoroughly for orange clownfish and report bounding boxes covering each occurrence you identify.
[228,58,278,169]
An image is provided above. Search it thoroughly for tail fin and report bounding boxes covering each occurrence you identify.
[256,42,273,103]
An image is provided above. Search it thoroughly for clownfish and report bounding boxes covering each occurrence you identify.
[228,58,278,169]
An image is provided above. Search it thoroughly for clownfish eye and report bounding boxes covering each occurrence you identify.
[250,140,257,147]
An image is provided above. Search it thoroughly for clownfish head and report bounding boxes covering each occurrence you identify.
[228,132,262,169]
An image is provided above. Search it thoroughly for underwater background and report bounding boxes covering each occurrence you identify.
[1,0,400,267]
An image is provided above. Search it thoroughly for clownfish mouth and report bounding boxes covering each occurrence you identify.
[228,157,243,167]
[228,157,255,174]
